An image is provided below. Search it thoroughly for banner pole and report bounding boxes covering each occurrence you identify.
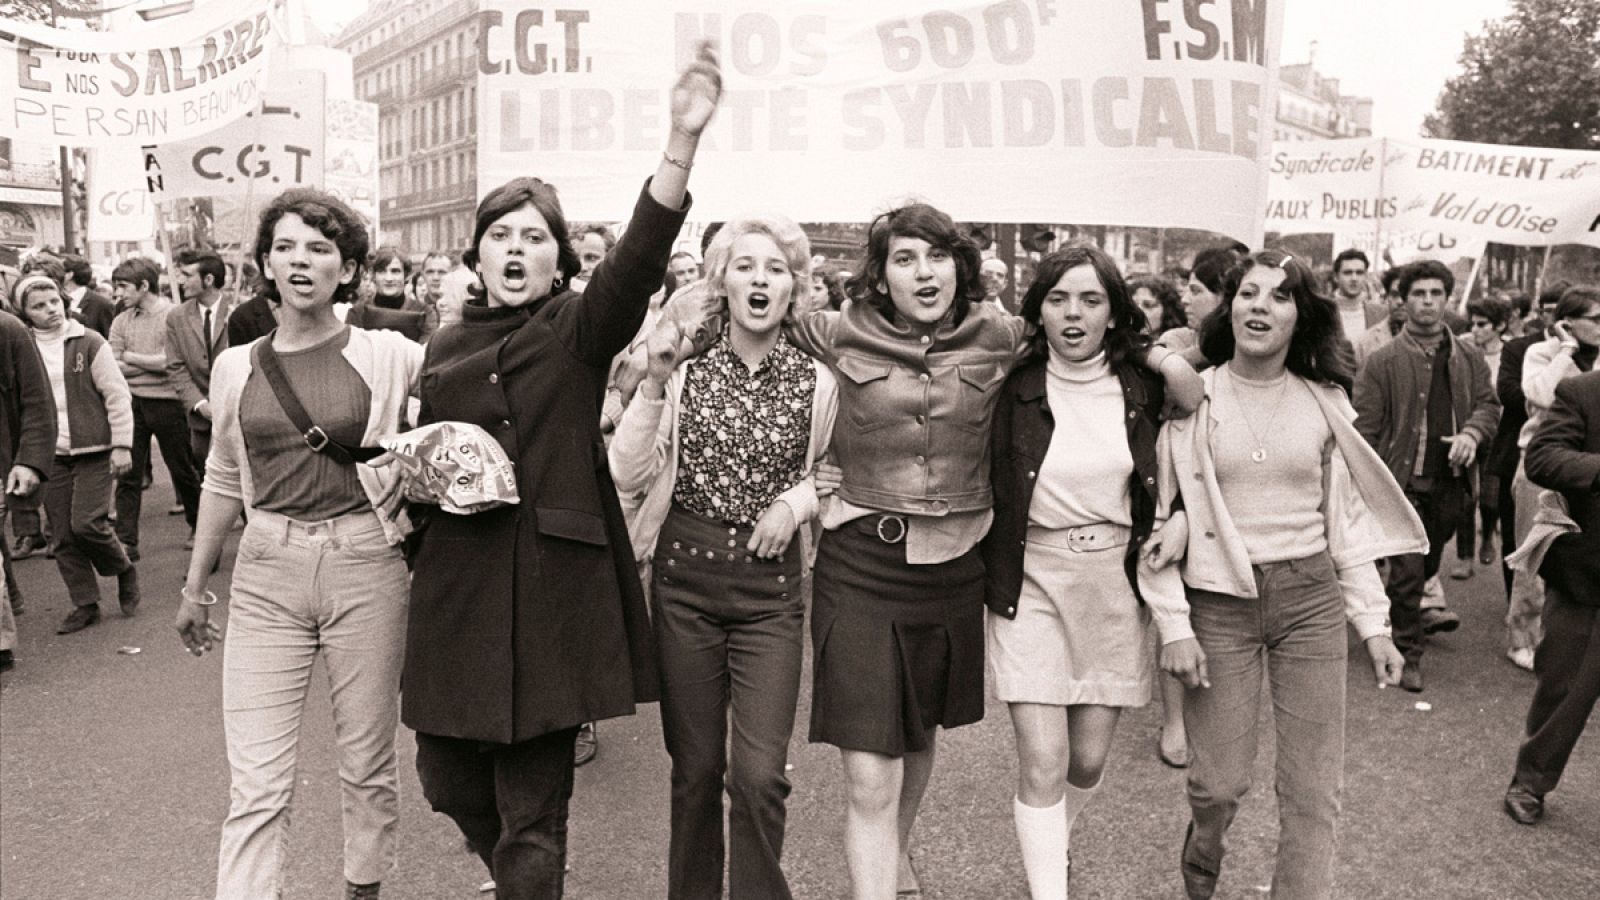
[1534,244,1554,298]
[1460,251,1484,309]
[153,200,182,307]
[1373,138,1388,264]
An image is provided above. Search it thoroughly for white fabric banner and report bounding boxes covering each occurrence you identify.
[86,146,157,242]
[0,0,287,147]
[1265,137,1600,250]
[142,70,326,200]
[324,98,381,234]
[478,0,1284,240]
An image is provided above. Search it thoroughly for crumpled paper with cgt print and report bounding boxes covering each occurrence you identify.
[379,422,519,514]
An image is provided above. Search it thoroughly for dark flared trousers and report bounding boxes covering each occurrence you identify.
[114,395,201,551]
[1385,478,1466,663]
[651,505,804,900]
[1513,587,1600,796]
[43,452,131,608]
[416,728,580,900]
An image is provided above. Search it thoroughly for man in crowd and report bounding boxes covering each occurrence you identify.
[61,254,116,337]
[108,258,201,556]
[0,292,57,672]
[980,257,1010,308]
[419,251,453,308]
[165,249,235,463]
[1504,364,1600,825]
[1355,260,1501,692]
[1331,248,1388,345]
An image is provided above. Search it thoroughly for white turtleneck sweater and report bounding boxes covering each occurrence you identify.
[31,324,74,455]
[1028,350,1134,529]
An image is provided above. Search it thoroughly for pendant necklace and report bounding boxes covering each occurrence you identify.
[1224,365,1289,463]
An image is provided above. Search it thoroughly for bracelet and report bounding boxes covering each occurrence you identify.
[662,151,693,172]
[183,588,218,607]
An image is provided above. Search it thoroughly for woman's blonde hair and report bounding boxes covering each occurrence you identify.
[701,215,813,312]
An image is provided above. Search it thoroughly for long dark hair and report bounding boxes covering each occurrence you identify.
[1018,244,1151,368]
[846,203,984,327]
[1130,274,1186,333]
[463,177,581,303]
[253,189,370,307]
[1199,249,1353,394]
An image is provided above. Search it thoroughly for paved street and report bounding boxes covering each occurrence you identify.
[2,473,1597,899]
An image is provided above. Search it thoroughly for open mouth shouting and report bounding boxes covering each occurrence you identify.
[746,291,771,314]
[1060,325,1087,343]
[914,285,944,305]
[501,260,528,292]
[284,273,317,296]
[1242,319,1272,335]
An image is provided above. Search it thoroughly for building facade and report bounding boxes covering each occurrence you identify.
[334,0,479,257]
[0,139,66,261]
[1273,57,1374,143]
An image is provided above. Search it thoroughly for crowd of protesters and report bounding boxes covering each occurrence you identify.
[3,46,1598,900]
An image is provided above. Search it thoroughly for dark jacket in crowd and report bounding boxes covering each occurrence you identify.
[401,184,683,744]
[72,288,116,338]
[1526,370,1600,607]
[0,311,56,477]
[981,355,1167,618]
[1488,329,1545,478]
[226,294,278,348]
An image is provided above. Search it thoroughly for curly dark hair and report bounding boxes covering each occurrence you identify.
[1199,249,1354,395]
[252,189,371,308]
[1019,244,1152,368]
[1129,274,1185,334]
[846,203,984,327]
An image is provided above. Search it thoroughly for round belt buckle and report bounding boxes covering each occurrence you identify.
[876,515,907,544]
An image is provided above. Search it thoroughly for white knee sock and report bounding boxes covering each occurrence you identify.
[1014,795,1068,900]
[1062,776,1102,845]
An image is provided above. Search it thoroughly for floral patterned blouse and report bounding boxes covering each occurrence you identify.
[672,331,817,525]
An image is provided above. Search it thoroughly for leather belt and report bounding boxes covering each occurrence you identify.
[1028,522,1133,553]
[867,514,908,544]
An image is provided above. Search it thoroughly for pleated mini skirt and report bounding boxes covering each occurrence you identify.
[808,518,986,757]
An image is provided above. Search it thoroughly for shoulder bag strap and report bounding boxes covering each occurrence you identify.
[254,332,384,465]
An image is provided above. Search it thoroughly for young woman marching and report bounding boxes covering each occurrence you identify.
[398,45,721,899]
[1160,251,1424,900]
[609,215,838,899]
[785,205,1203,900]
[980,246,1203,898]
[174,189,424,900]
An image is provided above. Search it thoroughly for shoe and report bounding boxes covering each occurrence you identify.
[1479,540,1495,566]
[0,649,13,672]
[57,605,101,634]
[345,881,381,900]
[1420,608,1460,635]
[167,503,185,516]
[184,530,195,550]
[1400,659,1424,693]
[1507,647,1536,671]
[574,723,598,767]
[11,534,45,560]
[1180,822,1218,900]
[1503,782,1544,825]
[117,566,141,616]
[1449,558,1472,580]
[1158,728,1190,768]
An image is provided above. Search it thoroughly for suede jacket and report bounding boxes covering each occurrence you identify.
[786,300,1028,517]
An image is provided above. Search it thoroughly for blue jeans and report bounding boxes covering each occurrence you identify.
[1183,552,1346,900]
[215,508,409,899]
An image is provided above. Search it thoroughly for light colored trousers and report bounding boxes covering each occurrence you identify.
[1505,464,1546,652]
[1183,552,1347,900]
[215,508,410,900]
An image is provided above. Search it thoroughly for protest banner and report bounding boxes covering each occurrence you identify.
[1265,136,1600,251]
[0,0,287,147]
[477,0,1285,240]
[86,146,156,243]
[142,70,326,200]
[324,98,381,234]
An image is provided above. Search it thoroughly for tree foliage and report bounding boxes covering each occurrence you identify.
[1424,0,1600,149]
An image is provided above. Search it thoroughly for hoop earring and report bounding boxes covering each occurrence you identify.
[552,275,566,292]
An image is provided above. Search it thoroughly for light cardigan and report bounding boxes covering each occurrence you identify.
[609,355,839,564]
[1158,368,1428,640]
[1518,336,1588,449]
[204,327,425,545]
